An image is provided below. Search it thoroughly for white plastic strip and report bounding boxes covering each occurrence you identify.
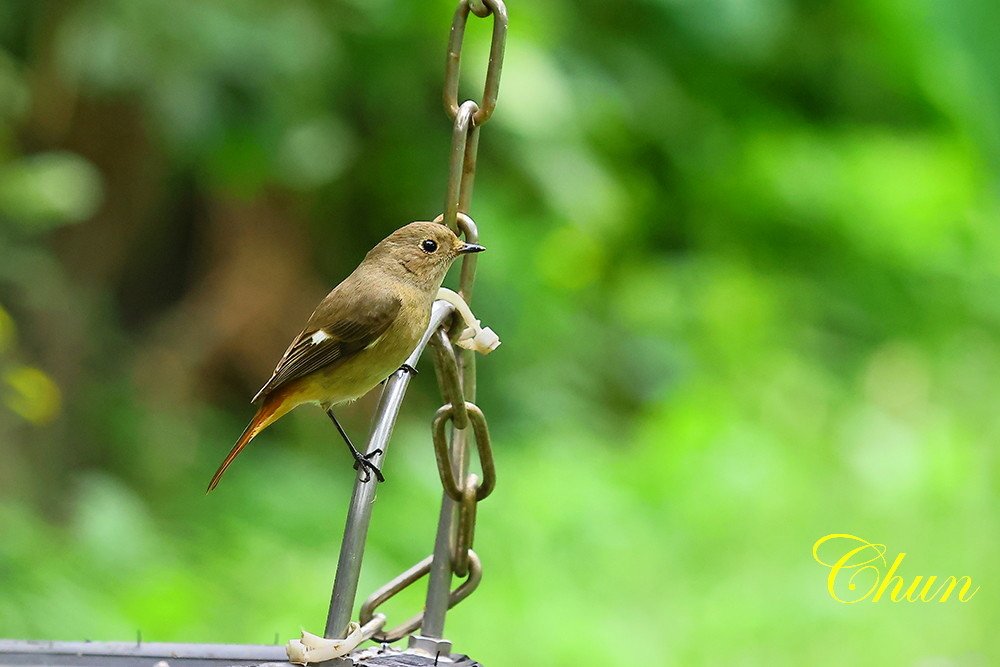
[435,287,501,354]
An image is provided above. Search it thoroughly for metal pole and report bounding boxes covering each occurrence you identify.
[420,348,475,638]
[324,301,455,639]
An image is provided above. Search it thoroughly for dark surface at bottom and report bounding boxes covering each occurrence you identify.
[357,653,480,667]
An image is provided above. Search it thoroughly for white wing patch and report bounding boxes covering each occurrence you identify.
[310,329,332,344]
[363,332,387,350]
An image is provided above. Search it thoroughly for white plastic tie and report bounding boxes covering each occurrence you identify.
[435,287,501,355]
[286,623,364,665]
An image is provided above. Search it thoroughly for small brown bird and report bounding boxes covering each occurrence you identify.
[207,221,484,492]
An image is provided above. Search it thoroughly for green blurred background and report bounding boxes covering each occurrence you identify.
[1,0,998,664]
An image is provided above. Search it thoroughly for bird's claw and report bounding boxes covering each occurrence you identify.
[399,363,419,375]
[351,448,385,483]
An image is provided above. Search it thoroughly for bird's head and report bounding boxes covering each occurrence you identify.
[369,221,485,290]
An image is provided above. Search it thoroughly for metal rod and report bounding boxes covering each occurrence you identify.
[422,106,481,640]
[420,347,475,638]
[422,111,481,640]
[0,640,289,662]
[324,301,456,639]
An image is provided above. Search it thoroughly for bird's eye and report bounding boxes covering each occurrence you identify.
[421,239,438,253]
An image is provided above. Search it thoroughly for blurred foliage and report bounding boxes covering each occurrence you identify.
[1,0,999,664]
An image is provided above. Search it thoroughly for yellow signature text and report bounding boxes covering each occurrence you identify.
[812,534,979,604]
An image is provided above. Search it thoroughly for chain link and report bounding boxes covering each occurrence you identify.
[444,0,508,126]
[432,402,495,503]
[452,473,479,577]
[358,0,505,645]
[359,551,483,643]
[430,329,469,429]
[442,102,479,238]
[455,212,480,305]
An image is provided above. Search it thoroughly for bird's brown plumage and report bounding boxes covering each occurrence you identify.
[207,221,482,491]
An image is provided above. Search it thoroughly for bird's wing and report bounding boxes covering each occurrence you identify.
[251,290,402,403]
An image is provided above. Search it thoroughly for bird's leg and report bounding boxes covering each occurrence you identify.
[325,409,385,483]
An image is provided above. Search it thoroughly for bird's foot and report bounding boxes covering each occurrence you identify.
[351,448,385,483]
[399,363,419,375]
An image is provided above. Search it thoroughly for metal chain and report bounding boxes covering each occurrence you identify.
[358,0,507,647]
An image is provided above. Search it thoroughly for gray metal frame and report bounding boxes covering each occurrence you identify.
[0,639,288,667]
[0,640,480,667]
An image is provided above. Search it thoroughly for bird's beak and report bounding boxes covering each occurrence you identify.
[458,242,486,254]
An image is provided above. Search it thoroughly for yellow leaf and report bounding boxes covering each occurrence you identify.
[4,365,61,424]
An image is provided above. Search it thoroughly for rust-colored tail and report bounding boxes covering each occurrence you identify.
[207,393,293,492]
